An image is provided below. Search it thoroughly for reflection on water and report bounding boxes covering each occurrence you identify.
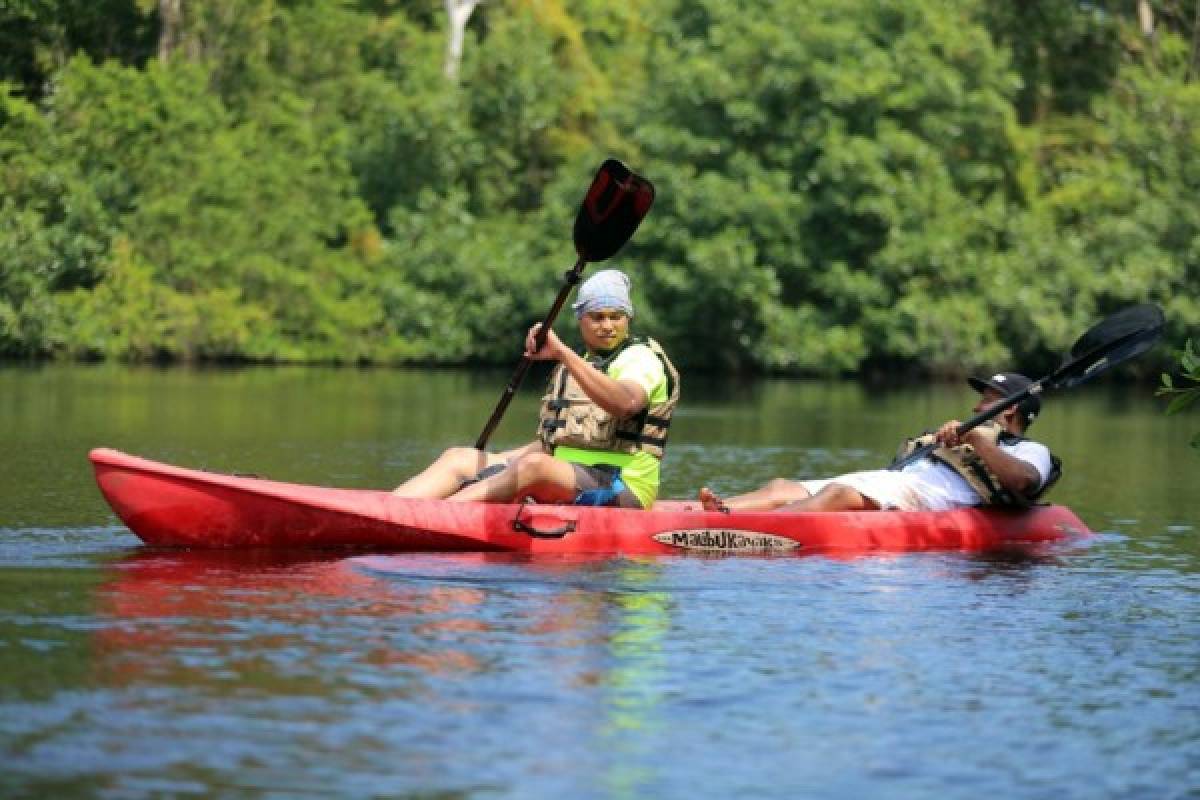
[94,549,681,697]
[64,549,686,796]
[599,566,671,800]
[1,366,1198,798]
[0,537,1195,797]
[95,551,455,688]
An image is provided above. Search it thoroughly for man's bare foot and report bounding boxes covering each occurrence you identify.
[698,487,730,513]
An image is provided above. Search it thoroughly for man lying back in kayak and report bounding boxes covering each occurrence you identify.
[393,269,680,509]
[698,372,1060,513]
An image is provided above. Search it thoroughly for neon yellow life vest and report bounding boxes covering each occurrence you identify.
[895,422,1062,507]
[538,337,680,460]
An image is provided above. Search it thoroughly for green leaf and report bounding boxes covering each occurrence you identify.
[1182,350,1198,374]
[1166,390,1200,415]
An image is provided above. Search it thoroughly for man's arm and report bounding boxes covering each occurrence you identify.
[525,325,648,418]
[934,421,1042,495]
[556,346,648,417]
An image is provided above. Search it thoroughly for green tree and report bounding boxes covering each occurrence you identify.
[32,56,379,361]
[0,82,116,356]
[977,0,1123,124]
[1009,23,1200,374]
[0,0,156,98]
[2,0,1196,374]
[624,0,1025,373]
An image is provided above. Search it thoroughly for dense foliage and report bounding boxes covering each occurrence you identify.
[1,0,1196,374]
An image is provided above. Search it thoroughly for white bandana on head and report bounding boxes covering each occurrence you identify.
[572,269,634,318]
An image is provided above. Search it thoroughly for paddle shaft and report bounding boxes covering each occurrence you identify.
[474,257,587,450]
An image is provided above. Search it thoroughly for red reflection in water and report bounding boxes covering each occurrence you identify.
[92,551,628,687]
[93,551,504,684]
[93,545,1066,690]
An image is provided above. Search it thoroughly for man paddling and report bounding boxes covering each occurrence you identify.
[393,269,680,508]
[698,373,1060,513]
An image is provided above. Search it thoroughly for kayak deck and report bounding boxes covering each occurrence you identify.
[89,448,1091,555]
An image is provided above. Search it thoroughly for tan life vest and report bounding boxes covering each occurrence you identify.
[538,337,680,459]
[894,422,1062,508]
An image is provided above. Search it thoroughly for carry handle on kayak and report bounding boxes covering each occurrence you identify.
[890,304,1166,471]
[512,502,578,539]
[475,160,655,450]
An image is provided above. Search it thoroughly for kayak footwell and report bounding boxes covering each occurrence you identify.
[89,448,1092,554]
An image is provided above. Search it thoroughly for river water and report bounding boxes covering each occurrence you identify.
[1,365,1197,798]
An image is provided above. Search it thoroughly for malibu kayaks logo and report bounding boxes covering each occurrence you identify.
[653,529,800,552]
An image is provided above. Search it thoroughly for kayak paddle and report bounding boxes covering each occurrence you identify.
[475,159,655,450]
[890,303,1166,470]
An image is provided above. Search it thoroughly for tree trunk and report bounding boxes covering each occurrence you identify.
[158,0,184,62]
[1137,0,1154,36]
[444,0,481,81]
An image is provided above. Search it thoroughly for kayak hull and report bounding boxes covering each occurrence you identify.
[89,448,1091,555]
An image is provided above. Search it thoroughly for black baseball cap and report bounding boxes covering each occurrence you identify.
[968,372,1041,428]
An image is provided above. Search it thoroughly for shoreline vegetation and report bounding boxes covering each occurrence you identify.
[1,1,1196,377]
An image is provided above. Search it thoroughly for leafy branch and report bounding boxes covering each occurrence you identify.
[1158,338,1200,451]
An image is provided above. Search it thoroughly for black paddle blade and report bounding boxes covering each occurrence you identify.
[573,159,655,262]
[1054,303,1166,388]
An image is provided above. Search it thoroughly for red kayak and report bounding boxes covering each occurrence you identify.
[89,448,1091,555]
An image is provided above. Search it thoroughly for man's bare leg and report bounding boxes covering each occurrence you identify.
[449,453,578,504]
[698,478,814,512]
[779,483,880,512]
[392,447,503,498]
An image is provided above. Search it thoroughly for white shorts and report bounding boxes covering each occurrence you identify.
[800,469,968,512]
